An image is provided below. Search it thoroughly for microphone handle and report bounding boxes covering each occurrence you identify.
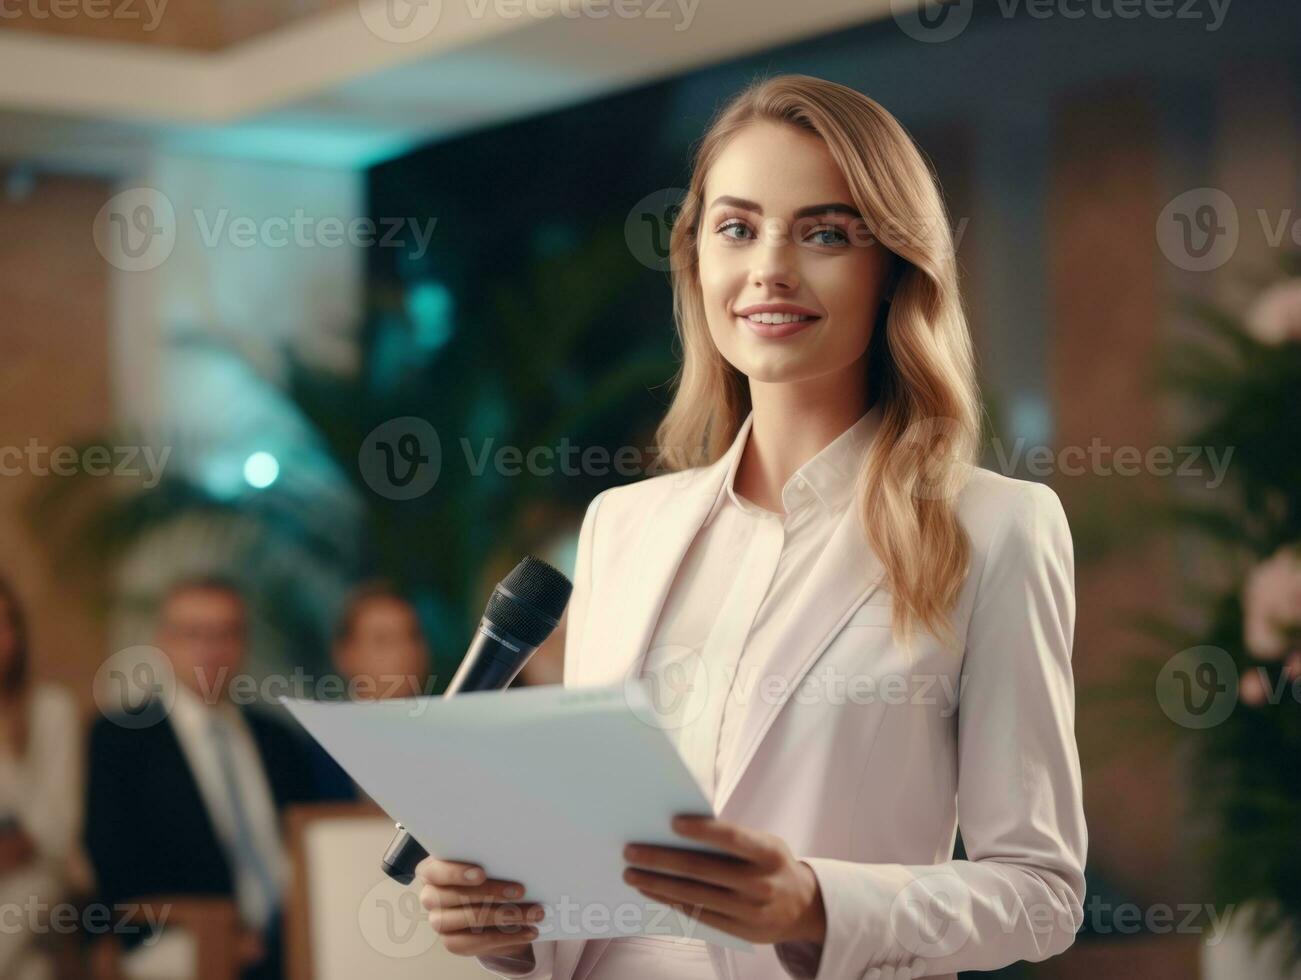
[444,624,536,696]
[381,621,537,885]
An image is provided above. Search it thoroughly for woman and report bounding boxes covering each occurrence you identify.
[417,74,1087,980]
[0,575,85,980]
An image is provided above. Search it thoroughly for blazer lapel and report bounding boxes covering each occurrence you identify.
[582,458,731,690]
[712,500,887,814]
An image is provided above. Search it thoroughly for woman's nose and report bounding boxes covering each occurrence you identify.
[751,259,798,292]
[750,218,799,290]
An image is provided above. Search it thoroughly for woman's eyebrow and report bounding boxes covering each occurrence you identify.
[708,195,862,220]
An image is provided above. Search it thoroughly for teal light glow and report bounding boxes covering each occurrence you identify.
[244,451,280,489]
[404,280,454,352]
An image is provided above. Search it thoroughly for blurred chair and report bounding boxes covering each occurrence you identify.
[88,897,240,980]
[284,802,490,980]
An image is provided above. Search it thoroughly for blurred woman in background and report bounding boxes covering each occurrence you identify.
[0,574,85,980]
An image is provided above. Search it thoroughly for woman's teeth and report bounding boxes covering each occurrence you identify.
[744,312,816,324]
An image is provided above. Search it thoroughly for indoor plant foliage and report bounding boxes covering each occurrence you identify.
[1159,254,1301,969]
[28,221,676,683]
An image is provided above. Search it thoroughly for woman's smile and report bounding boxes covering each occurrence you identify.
[737,313,820,339]
[734,301,823,339]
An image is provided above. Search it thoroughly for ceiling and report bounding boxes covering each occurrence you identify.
[0,0,350,51]
[0,0,906,170]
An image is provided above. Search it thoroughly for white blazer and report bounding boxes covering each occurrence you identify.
[483,440,1087,980]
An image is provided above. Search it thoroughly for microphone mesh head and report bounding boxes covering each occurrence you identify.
[504,555,573,619]
[484,556,573,647]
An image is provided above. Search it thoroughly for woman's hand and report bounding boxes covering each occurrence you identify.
[416,855,545,958]
[622,814,827,946]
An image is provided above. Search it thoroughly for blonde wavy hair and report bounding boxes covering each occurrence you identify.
[653,74,980,649]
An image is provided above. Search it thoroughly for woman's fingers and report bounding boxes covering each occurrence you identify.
[427,899,546,935]
[623,842,753,891]
[415,857,527,906]
[416,856,489,887]
[624,867,756,919]
[415,856,543,956]
[419,878,527,911]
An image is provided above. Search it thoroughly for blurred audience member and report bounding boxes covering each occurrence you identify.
[85,576,315,980]
[309,581,431,802]
[0,575,84,980]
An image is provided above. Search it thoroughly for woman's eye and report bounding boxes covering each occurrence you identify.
[808,226,849,247]
[718,219,754,241]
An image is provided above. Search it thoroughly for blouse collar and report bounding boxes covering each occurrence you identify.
[706,402,882,523]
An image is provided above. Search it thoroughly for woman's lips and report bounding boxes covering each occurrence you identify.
[737,314,820,339]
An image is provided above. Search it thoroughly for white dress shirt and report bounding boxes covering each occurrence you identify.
[572,405,880,980]
[165,685,288,931]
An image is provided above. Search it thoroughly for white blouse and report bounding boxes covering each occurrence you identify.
[0,683,82,866]
[0,683,84,980]
[528,405,879,980]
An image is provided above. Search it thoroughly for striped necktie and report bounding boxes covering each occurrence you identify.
[208,710,280,930]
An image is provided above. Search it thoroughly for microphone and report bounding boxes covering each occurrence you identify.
[381,555,573,885]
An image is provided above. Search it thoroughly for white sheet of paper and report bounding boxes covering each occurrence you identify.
[280,684,754,952]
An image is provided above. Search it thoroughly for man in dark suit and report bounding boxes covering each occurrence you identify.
[85,576,317,980]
